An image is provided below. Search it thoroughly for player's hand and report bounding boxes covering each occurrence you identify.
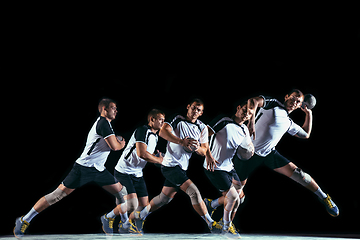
[205,156,219,172]
[155,150,164,164]
[247,120,256,140]
[116,135,126,149]
[181,136,199,149]
[300,104,312,114]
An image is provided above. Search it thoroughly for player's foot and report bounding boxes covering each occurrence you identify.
[222,222,241,239]
[320,194,339,217]
[134,211,146,234]
[118,219,141,234]
[101,214,114,235]
[13,216,30,239]
[209,220,222,233]
[204,198,217,217]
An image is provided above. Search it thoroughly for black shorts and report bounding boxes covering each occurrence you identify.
[62,163,117,189]
[161,165,189,189]
[233,149,290,181]
[114,170,148,198]
[204,168,240,192]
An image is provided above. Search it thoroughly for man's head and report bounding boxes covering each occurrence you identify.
[186,98,204,123]
[98,98,117,121]
[284,89,304,113]
[234,100,255,123]
[148,109,165,131]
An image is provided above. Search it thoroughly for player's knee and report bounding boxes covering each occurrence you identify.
[114,186,128,204]
[153,192,173,207]
[44,188,68,206]
[126,197,139,213]
[226,187,239,201]
[290,168,312,187]
[185,183,203,205]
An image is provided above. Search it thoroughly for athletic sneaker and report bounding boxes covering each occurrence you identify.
[320,194,339,217]
[204,198,217,217]
[209,221,222,233]
[221,221,241,238]
[13,216,30,239]
[134,211,146,234]
[118,219,141,234]
[101,214,114,235]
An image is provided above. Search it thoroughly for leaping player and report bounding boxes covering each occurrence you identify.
[207,89,339,225]
[14,99,128,238]
[137,99,223,233]
[101,109,165,234]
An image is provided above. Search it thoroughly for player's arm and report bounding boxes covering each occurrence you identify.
[159,122,198,147]
[136,142,163,164]
[295,105,312,139]
[247,96,265,140]
[104,135,126,151]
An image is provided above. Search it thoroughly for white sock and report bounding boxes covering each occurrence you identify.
[106,209,116,219]
[211,198,221,209]
[120,212,128,223]
[314,187,327,199]
[139,205,151,219]
[23,208,38,223]
[201,212,214,228]
[223,218,231,230]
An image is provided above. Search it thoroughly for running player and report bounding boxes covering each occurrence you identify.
[208,89,339,222]
[138,99,222,233]
[203,100,254,238]
[14,98,128,239]
[101,109,165,234]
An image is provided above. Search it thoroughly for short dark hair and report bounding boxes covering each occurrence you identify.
[147,109,165,122]
[188,98,204,107]
[98,98,116,113]
[288,89,304,97]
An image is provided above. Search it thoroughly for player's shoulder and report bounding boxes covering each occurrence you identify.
[260,95,284,110]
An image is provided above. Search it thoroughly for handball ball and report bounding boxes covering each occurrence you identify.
[183,138,199,153]
[302,94,316,110]
[236,142,254,160]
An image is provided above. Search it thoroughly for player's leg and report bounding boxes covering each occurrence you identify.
[14,163,82,238]
[101,181,135,234]
[272,155,339,217]
[179,179,222,233]
[138,186,177,220]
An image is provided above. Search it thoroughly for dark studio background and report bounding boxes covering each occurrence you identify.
[3,6,359,237]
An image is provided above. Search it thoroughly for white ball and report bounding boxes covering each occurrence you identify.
[236,142,254,160]
[183,138,199,153]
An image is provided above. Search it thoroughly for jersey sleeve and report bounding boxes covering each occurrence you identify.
[287,119,302,136]
[260,95,283,110]
[199,125,209,144]
[96,117,115,139]
[134,125,148,145]
[207,114,226,134]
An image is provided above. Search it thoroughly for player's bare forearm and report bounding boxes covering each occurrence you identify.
[195,142,208,156]
[301,107,313,137]
[159,123,182,145]
[136,142,163,164]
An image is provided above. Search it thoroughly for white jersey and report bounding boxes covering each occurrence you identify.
[205,115,251,172]
[162,115,208,171]
[115,125,158,177]
[76,116,115,171]
[253,96,302,157]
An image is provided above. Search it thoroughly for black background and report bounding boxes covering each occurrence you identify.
[3,6,359,237]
